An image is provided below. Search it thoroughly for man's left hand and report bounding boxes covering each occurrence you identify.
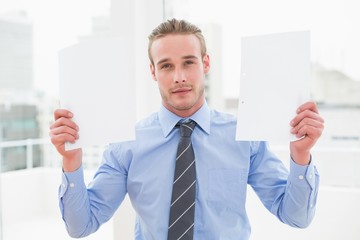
[290,101,324,165]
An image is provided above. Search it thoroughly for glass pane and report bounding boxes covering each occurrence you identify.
[0,1,111,239]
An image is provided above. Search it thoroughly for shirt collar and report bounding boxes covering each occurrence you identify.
[159,102,211,137]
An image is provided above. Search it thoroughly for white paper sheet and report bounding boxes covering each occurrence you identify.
[236,31,310,143]
[58,37,136,150]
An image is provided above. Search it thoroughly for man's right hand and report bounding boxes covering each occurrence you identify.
[49,109,82,172]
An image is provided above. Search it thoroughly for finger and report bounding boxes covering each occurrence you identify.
[291,109,324,127]
[297,101,319,114]
[50,116,79,130]
[50,133,78,146]
[54,109,73,121]
[291,117,324,135]
[49,125,79,139]
[294,124,323,139]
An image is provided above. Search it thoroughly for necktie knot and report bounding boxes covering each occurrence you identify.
[179,120,196,137]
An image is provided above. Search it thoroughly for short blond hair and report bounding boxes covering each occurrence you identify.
[148,18,207,65]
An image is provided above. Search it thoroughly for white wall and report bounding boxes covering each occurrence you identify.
[110,0,162,122]
[247,186,360,240]
[0,168,113,240]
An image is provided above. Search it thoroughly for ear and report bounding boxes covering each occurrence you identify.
[203,54,210,74]
[150,64,157,81]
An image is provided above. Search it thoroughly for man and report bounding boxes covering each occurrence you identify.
[50,19,324,239]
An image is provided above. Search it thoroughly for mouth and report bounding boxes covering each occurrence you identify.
[172,87,192,95]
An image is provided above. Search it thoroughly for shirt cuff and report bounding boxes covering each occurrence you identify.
[59,165,86,198]
[289,158,316,189]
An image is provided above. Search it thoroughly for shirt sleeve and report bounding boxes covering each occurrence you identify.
[279,158,319,228]
[58,144,129,238]
[248,141,319,228]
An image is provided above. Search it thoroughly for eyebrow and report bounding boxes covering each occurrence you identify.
[156,55,199,67]
[156,58,170,67]
[183,55,198,60]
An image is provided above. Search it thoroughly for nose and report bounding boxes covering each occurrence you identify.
[173,69,186,83]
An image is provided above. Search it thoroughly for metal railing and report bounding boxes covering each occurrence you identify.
[0,138,107,172]
[0,138,359,171]
[0,138,50,170]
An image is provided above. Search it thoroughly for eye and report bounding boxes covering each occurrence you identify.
[161,63,171,70]
[184,60,195,65]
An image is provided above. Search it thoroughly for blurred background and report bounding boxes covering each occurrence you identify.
[0,0,359,239]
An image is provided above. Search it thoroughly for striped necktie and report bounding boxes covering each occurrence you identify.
[167,120,197,240]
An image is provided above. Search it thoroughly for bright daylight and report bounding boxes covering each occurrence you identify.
[0,0,359,239]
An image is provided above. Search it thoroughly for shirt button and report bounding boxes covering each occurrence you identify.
[298,175,304,180]
[308,174,313,179]
[69,183,75,188]
[62,183,66,188]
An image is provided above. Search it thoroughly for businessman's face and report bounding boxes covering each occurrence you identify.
[150,34,210,117]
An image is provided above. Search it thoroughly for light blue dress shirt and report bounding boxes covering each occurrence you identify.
[59,103,319,239]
